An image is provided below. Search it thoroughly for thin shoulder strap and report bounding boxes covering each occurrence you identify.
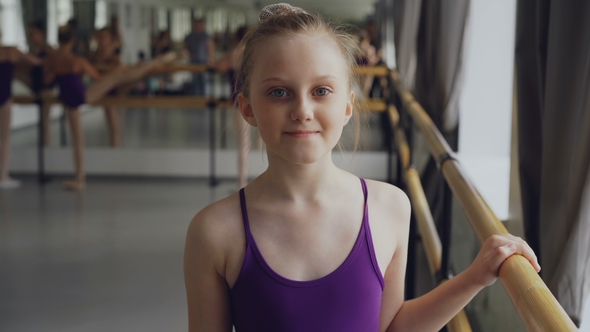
[360,178,385,288]
[239,188,252,242]
[360,178,368,206]
[360,178,370,228]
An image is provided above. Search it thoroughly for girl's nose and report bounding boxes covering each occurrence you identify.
[290,95,314,122]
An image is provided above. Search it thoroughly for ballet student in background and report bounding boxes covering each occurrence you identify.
[0,42,40,189]
[89,27,124,148]
[44,25,175,191]
[215,26,251,188]
[184,4,540,332]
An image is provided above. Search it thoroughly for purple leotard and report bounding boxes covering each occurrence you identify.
[56,74,86,108]
[231,178,384,332]
[0,62,14,105]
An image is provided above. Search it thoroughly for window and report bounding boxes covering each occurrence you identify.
[171,8,190,42]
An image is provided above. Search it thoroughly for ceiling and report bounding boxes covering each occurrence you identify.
[127,0,377,22]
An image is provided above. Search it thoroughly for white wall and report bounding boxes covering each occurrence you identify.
[0,0,27,49]
[116,2,151,64]
[457,0,517,221]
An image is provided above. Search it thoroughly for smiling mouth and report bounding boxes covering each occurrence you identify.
[284,131,320,137]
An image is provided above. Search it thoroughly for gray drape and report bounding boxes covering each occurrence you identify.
[515,0,590,325]
[393,0,422,91]
[394,0,470,229]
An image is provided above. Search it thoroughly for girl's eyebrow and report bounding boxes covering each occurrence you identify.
[259,75,339,84]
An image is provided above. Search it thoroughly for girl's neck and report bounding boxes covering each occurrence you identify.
[257,151,343,202]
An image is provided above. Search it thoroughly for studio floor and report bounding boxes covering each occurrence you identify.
[0,176,238,332]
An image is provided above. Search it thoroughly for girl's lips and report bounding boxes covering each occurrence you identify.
[284,130,320,137]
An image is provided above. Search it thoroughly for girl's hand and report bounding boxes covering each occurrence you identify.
[466,234,541,288]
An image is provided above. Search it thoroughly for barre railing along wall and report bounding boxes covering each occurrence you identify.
[389,70,577,332]
[389,105,472,332]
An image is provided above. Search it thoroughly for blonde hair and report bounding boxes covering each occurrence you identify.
[236,3,363,151]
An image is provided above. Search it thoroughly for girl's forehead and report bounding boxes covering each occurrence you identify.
[251,32,348,78]
[264,32,338,52]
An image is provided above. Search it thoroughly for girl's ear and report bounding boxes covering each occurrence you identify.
[238,93,258,127]
[343,90,354,126]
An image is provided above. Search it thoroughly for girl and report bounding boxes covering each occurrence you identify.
[44,25,175,190]
[184,4,540,331]
[0,44,41,189]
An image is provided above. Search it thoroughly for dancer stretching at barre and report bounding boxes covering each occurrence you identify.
[183,4,541,332]
[44,25,176,191]
[89,27,125,148]
[0,45,40,189]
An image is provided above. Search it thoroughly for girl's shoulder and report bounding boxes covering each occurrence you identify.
[188,191,245,241]
[363,179,411,227]
[185,192,246,274]
[364,178,410,205]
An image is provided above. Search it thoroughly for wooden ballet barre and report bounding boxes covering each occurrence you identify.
[11,94,233,109]
[390,70,578,332]
[95,63,389,76]
[361,99,387,112]
[354,65,389,77]
[93,96,385,112]
[12,95,38,104]
[92,96,233,109]
[95,63,210,74]
[388,105,472,332]
[13,94,386,112]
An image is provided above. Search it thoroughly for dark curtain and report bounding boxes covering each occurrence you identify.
[393,0,422,90]
[402,0,470,228]
[515,0,590,325]
[20,0,47,27]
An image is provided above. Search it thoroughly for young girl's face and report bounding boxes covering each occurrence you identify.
[239,32,354,165]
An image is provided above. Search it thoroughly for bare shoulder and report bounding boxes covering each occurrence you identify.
[185,192,245,277]
[361,179,411,278]
[364,179,411,226]
[185,193,243,331]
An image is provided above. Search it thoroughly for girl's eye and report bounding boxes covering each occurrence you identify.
[315,87,331,97]
[270,89,288,98]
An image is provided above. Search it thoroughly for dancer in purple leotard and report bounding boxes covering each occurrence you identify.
[0,45,40,189]
[44,25,176,191]
[184,4,540,332]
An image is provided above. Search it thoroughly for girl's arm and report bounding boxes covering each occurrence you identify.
[15,48,41,66]
[184,208,233,332]
[385,233,540,332]
[79,58,102,80]
[43,57,56,86]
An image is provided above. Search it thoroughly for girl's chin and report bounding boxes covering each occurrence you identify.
[268,149,333,166]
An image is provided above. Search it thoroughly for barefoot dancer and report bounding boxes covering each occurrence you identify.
[44,25,176,190]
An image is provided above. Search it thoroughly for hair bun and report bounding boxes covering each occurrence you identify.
[258,3,307,22]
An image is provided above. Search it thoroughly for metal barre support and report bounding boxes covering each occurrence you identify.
[208,101,218,187]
